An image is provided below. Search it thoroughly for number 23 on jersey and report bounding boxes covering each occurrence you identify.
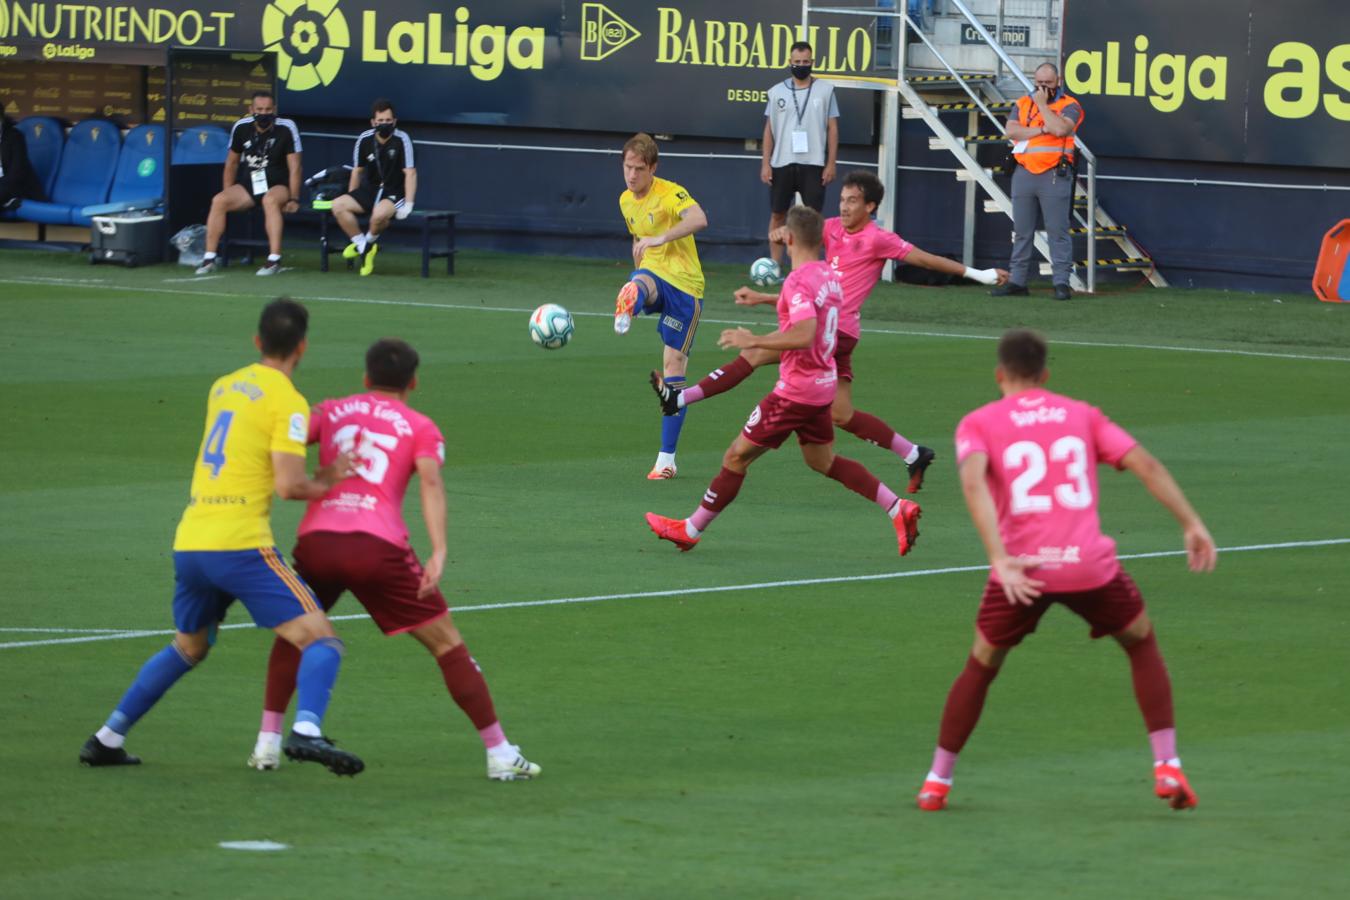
[1004,436,1093,514]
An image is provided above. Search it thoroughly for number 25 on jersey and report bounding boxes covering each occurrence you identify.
[333,424,399,485]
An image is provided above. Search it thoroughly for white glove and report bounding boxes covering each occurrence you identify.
[395,201,413,220]
[963,266,999,286]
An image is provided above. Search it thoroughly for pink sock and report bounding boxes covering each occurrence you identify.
[930,747,958,780]
[876,482,900,515]
[260,709,284,735]
[889,432,916,459]
[479,722,507,750]
[681,385,705,405]
[1149,727,1177,763]
[689,506,717,531]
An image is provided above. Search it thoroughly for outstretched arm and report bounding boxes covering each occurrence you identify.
[415,456,448,597]
[905,247,1008,286]
[272,451,353,501]
[1120,446,1217,572]
[719,317,815,352]
[959,452,1045,605]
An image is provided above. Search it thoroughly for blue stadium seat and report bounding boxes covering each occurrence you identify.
[174,125,229,165]
[16,119,121,226]
[15,116,64,198]
[77,124,167,223]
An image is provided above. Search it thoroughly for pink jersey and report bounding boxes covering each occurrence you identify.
[823,217,914,338]
[298,393,446,549]
[955,389,1139,592]
[772,260,845,407]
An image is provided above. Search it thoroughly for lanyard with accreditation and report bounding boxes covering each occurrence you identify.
[787,78,814,155]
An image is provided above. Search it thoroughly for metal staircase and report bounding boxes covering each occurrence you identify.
[802,1,1166,291]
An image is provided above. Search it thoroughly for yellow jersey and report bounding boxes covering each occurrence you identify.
[173,363,310,551]
[620,176,705,298]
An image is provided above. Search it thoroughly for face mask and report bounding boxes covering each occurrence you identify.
[375,122,396,138]
[790,64,812,81]
[253,113,275,129]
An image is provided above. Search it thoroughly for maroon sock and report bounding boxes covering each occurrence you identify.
[695,355,755,400]
[436,643,499,731]
[1125,630,1175,733]
[689,466,746,531]
[264,635,302,715]
[825,455,885,505]
[937,655,1001,753]
[840,411,898,448]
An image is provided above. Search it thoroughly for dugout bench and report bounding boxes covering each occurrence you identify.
[318,209,458,278]
[219,208,457,278]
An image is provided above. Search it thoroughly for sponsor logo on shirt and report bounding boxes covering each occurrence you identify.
[1009,406,1067,427]
[321,492,379,513]
[1022,546,1082,568]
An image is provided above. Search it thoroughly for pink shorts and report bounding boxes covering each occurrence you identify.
[293,531,449,636]
[742,391,834,448]
[976,569,1145,647]
[835,334,859,383]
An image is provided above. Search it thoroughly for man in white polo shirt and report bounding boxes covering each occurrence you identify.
[760,41,839,271]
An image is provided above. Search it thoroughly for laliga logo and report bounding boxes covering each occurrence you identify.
[262,0,351,91]
[580,2,639,61]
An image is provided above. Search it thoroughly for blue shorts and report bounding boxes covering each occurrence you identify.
[172,548,321,634]
[631,269,702,356]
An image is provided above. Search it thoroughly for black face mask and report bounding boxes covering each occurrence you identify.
[375,122,396,138]
[253,113,275,130]
[790,64,812,81]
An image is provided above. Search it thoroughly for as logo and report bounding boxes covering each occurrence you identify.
[580,2,640,61]
[262,0,351,91]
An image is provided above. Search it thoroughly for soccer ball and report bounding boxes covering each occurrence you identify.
[529,303,574,350]
[749,257,782,287]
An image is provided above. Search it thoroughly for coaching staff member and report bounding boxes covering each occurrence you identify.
[993,63,1083,301]
[196,91,303,277]
[760,41,838,271]
[332,99,417,277]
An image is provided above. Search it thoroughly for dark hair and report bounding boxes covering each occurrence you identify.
[251,90,274,103]
[371,98,395,117]
[997,329,1048,380]
[790,41,812,55]
[842,170,884,210]
[365,338,420,391]
[786,205,823,249]
[257,298,308,358]
[622,132,659,166]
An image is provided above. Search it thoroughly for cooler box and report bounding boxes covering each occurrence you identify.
[90,214,165,268]
[1312,218,1350,302]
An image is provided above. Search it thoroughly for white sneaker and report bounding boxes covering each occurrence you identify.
[647,452,677,480]
[247,733,282,770]
[256,260,281,276]
[194,259,218,275]
[486,744,541,781]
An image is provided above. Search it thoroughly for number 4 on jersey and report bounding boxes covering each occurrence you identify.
[201,410,234,479]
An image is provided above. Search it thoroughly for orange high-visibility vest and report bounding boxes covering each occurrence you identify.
[1013,93,1083,174]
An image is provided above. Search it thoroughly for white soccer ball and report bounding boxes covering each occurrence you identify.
[529,303,574,350]
[749,257,783,287]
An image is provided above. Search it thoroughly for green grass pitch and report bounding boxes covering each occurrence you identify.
[1,248,1347,898]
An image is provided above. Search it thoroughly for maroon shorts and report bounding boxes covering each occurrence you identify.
[976,569,1145,648]
[292,531,449,636]
[742,391,834,448]
[835,333,859,383]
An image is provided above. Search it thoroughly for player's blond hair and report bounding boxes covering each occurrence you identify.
[622,133,659,166]
[786,205,824,249]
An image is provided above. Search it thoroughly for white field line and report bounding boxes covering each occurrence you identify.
[2,275,1347,364]
[1,537,1345,651]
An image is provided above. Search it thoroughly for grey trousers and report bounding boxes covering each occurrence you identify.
[1008,165,1075,287]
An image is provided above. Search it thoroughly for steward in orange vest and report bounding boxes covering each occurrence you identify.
[1012,91,1084,174]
